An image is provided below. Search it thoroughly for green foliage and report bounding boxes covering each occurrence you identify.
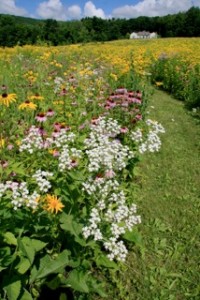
[0,6,200,47]
[150,55,200,109]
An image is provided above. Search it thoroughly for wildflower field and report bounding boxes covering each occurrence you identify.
[0,38,199,300]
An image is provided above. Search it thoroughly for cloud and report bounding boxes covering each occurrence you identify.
[37,0,106,20]
[67,5,82,19]
[84,1,106,19]
[0,0,28,16]
[112,0,200,19]
[36,0,67,20]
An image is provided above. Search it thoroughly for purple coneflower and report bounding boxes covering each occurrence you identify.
[35,113,47,122]
[46,109,55,117]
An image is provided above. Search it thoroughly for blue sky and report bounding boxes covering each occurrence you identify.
[0,0,199,20]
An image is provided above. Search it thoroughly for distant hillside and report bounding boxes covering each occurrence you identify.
[0,14,43,26]
[0,6,200,47]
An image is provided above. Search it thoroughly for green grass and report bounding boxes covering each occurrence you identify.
[109,89,200,300]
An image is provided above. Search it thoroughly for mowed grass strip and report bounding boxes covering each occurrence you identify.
[113,89,200,300]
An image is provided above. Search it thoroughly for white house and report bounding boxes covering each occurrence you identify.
[130,31,158,39]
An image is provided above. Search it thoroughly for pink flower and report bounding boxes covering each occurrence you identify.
[120,127,128,133]
[53,150,60,157]
[136,114,142,120]
[35,113,47,122]
[115,87,127,94]
[46,109,55,117]
[1,160,8,168]
[70,159,78,167]
[105,170,115,178]
[53,122,61,130]
[59,88,67,96]
[7,144,14,150]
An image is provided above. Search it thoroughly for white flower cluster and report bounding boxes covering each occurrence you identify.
[130,119,165,154]
[82,179,141,261]
[19,126,44,153]
[54,76,64,93]
[82,117,141,261]
[85,117,134,172]
[90,117,121,137]
[130,128,143,143]
[32,170,53,192]
[104,238,128,262]
[58,145,82,172]
[146,119,165,134]
[82,176,119,196]
[0,181,40,210]
[0,183,7,198]
[46,130,76,148]
[19,126,77,157]
[82,208,103,241]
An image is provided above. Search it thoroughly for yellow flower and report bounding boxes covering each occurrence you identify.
[16,140,21,146]
[155,81,163,87]
[45,194,64,214]
[18,101,37,110]
[53,100,64,105]
[0,138,5,148]
[28,94,44,101]
[110,73,118,81]
[0,93,17,107]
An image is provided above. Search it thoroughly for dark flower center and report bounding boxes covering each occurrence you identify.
[2,93,8,98]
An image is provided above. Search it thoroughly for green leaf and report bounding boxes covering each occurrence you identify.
[18,237,35,264]
[20,289,33,300]
[89,278,107,298]
[0,247,15,270]
[65,270,89,293]
[46,275,61,290]
[59,294,67,300]
[30,249,70,283]
[16,257,31,274]
[3,232,17,246]
[31,239,47,252]
[123,229,143,246]
[96,255,118,269]
[60,213,83,237]
[4,280,21,300]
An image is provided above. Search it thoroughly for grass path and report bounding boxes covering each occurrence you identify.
[115,89,200,300]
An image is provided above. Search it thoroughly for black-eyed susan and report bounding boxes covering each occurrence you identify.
[0,137,5,148]
[28,94,44,101]
[18,101,37,110]
[45,194,64,214]
[0,93,17,107]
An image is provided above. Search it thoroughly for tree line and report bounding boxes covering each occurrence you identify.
[0,6,200,47]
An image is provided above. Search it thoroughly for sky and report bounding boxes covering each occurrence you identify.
[0,0,200,20]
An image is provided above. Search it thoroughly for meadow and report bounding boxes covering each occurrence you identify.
[0,38,199,300]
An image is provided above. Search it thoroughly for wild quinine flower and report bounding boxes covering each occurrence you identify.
[146,119,165,133]
[26,191,40,210]
[82,177,119,197]
[104,238,128,262]
[19,126,44,153]
[32,170,53,193]
[130,128,143,143]
[85,117,134,173]
[1,180,40,210]
[131,119,165,154]
[90,117,121,137]
[82,178,141,262]
[58,145,82,172]
[82,208,103,241]
[0,183,7,198]
[47,130,76,148]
